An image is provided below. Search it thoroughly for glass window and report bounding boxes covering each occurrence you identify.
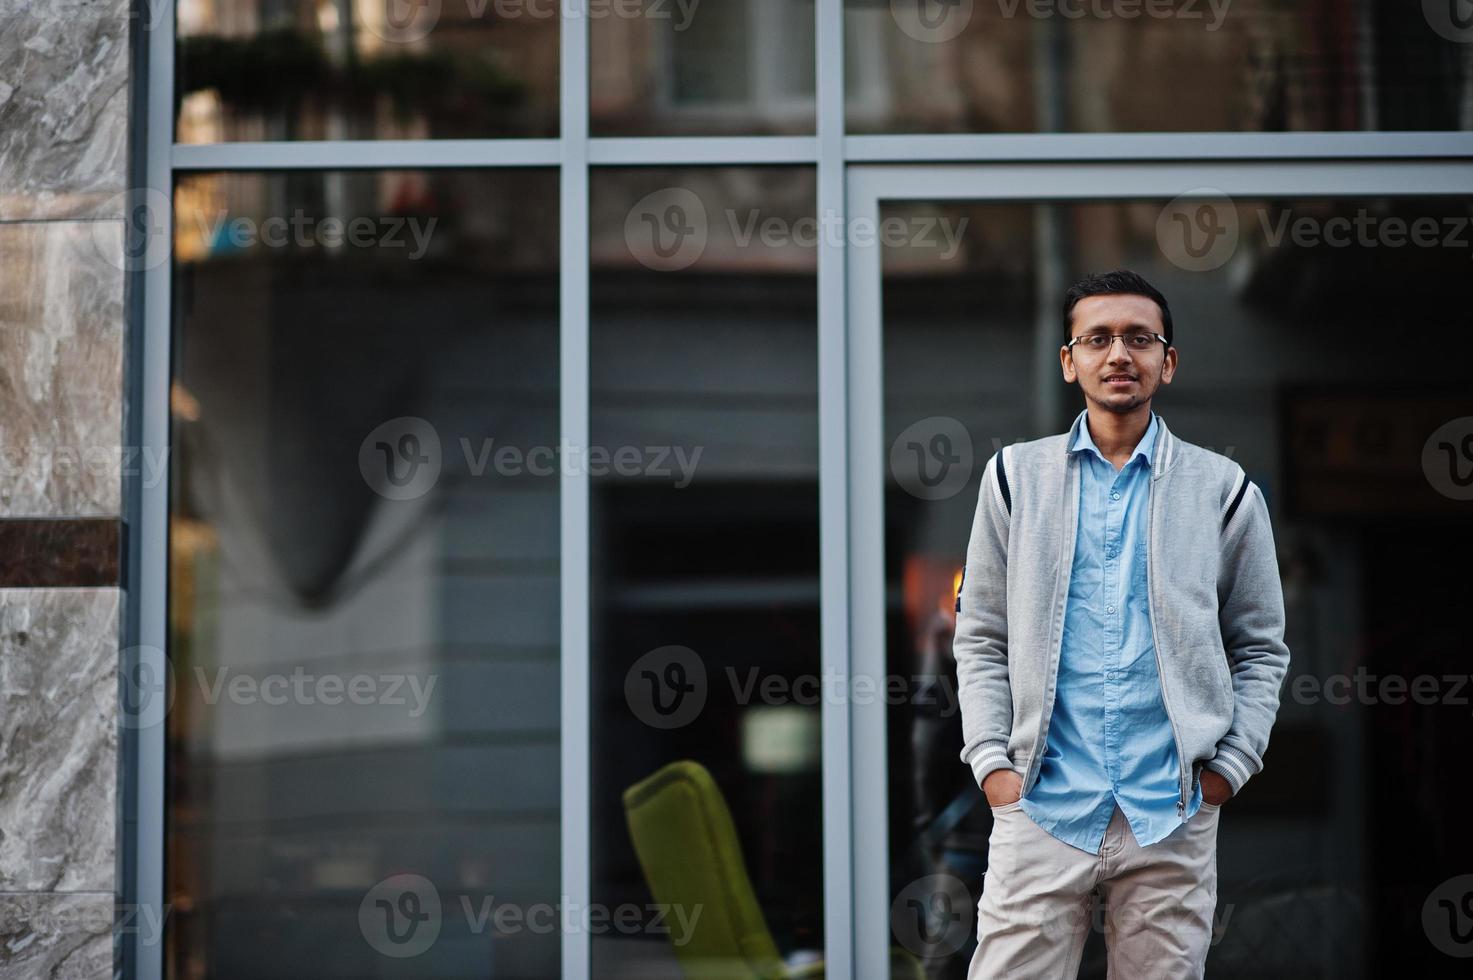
[167,168,560,978]
[175,1,559,142]
[591,0,816,135]
[588,167,822,976]
[879,196,1473,976]
[845,1,1473,133]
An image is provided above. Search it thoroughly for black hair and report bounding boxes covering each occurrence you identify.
[1062,269,1173,348]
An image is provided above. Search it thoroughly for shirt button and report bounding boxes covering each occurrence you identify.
[1111,491,1120,500]
[1106,604,1116,614]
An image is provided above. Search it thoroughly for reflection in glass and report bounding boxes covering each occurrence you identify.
[846,1,1473,133]
[591,0,816,135]
[881,198,1473,977]
[176,0,558,142]
[588,168,823,976]
[168,169,559,978]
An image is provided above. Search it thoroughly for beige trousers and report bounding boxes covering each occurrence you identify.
[968,798,1220,979]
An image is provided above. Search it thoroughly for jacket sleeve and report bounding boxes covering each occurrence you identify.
[953,449,1015,789]
[1206,479,1291,796]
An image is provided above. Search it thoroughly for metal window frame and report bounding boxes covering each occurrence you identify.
[122,0,1473,976]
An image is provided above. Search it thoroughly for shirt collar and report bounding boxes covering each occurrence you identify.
[1068,408,1159,469]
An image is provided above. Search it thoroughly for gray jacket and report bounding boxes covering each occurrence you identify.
[954,411,1291,816]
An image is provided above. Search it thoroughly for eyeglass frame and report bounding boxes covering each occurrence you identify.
[1065,330,1171,356]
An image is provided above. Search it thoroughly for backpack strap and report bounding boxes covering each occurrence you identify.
[956,447,1012,614]
[957,447,1014,615]
[995,445,1012,515]
[1222,467,1249,532]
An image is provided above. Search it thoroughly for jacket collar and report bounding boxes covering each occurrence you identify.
[1069,408,1158,468]
[1064,407,1177,480]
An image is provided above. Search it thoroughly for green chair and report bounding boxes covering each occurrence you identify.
[622,759,926,979]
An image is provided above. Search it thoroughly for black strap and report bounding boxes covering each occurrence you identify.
[957,449,1010,615]
[996,448,1011,515]
[1223,477,1249,531]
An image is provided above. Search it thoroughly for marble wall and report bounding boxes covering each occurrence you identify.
[0,1,130,977]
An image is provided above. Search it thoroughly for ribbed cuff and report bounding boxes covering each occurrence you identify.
[1204,744,1257,796]
[967,743,1014,790]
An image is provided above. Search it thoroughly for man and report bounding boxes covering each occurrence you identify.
[953,270,1291,979]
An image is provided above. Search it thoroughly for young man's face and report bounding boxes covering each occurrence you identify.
[1060,293,1178,414]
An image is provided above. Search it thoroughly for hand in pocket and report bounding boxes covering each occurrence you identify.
[983,769,1023,807]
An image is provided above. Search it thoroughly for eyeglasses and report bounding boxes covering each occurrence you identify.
[1066,331,1169,355]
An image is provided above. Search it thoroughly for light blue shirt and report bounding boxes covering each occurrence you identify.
[1018,408,1202,853]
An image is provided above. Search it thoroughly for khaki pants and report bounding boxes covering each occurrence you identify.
[968,798,1220,979]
